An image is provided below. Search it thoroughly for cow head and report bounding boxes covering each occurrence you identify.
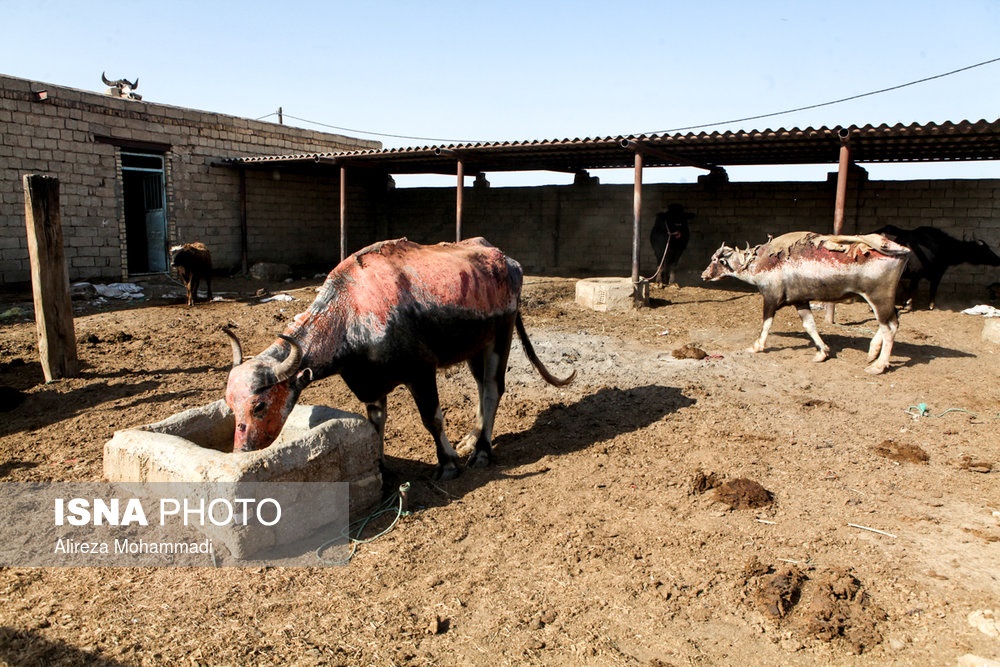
[702,243,753,281]
[969,239,1000,266]
[223,328,313,452]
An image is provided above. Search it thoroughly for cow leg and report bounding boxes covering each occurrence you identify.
[750,300,779,353]
[864,301,899,374]
[189,274,200,306]
[205,273,212,302]
[408,372,461,480]
[793,302,830,362]
[458,320,514,469]
[927,270,946,310]
[365,396,388,464]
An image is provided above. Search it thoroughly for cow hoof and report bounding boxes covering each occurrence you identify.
[864,363,887,375]
[434,463,462,481]
[455,434,477,457]
[467,450,492,469]
[812,351,829,363]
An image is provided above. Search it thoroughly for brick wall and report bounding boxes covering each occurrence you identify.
[0,74,378,284]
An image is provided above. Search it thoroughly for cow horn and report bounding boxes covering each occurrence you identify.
[274,335,303,383]
[222,327,243,367]
[129,78,138,89]
[101,72,115,86]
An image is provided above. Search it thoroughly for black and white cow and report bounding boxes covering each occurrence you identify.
[872,225,1000,309]
[223,237,575,480]
[649,203,694,286]
[701,232,910,374]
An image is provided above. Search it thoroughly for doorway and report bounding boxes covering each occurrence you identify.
[122,151,168,274]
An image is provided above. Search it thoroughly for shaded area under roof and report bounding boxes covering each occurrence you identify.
[229,119,1000,176]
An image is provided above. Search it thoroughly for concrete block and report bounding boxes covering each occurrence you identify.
[983,318,1000,344]
[575,277,648,311]
[104,400,382,558]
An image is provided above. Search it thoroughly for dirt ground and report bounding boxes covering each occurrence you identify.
[0,270,998,666]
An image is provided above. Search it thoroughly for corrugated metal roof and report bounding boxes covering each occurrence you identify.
[230,119,1000,175]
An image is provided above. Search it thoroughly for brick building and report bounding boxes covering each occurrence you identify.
[0,73,378,285]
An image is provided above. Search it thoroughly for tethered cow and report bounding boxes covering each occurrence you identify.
[701,232,910,374]
[649,203,694,286]
[223,237,575,480]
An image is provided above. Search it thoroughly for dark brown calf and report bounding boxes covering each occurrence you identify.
[170,242,212,306]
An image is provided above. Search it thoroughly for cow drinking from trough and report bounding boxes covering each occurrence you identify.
[170,242,212,306]
[649,203,693,286]
[223,237,575,480]
[701,232,910,374]
[871,225,1000,310]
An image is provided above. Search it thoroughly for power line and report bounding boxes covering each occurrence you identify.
[254,55,1000,145]
[255,111,481,144]
[640,55,1000,135]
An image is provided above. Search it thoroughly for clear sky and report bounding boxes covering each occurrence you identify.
[3,0,999,185]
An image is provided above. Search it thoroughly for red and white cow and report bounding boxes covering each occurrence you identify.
[223,237,575,479]
[701,232,910,374]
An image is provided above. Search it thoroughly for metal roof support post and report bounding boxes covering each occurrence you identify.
[833,129,852,235]
[455,159,464,242]
[339,165,347,263]
[827,129,853,323]
[632,149,643,292]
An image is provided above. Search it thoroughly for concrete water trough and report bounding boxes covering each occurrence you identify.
[103,400,382,559]
[575,277,648,311]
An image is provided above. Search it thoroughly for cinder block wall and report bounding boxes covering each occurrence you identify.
[383,175,1000,302]
[0,74,378,284]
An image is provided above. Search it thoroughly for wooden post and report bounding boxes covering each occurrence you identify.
[631,150,643,296]
[23,174,79,381]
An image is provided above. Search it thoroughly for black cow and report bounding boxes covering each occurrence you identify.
[223,238,575,480]
[649,203,694,286]
[872,225,1000,309]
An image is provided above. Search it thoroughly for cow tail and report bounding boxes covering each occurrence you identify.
[515,312,576,387]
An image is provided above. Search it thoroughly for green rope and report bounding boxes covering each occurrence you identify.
[315,482,412,565]
[905,403,977,419]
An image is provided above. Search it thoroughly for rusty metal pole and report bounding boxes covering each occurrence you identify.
[339,166,347,262]
[833,130,851,235]
[455,159,464,242]
[632,150,643,287]
[828,130,852,322]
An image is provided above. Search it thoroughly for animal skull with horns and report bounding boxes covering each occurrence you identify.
[101,72,142,100]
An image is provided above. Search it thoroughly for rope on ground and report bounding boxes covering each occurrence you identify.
[315,482,412,565]
[905,403,977,419]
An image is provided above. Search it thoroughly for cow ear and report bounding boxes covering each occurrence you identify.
[292,368,313,391]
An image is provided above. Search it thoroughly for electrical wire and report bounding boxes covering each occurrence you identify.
[639,56,1000,135]
[254,55,1000,144]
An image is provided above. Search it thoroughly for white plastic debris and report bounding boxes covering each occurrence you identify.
[962,304,1000,317]
[93,283,145,299]
[259,294,295,303]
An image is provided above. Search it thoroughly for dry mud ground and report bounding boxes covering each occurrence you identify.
[0,273,998,666]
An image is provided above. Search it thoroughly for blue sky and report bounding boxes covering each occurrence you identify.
[3,1,999,184]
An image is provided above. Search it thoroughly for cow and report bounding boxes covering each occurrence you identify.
[170,242,212,306]
[649,203,694,286]
[701,231,910,374]
[101,72,142,100]
[223,237,575,480]
[871,225,1000,310]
